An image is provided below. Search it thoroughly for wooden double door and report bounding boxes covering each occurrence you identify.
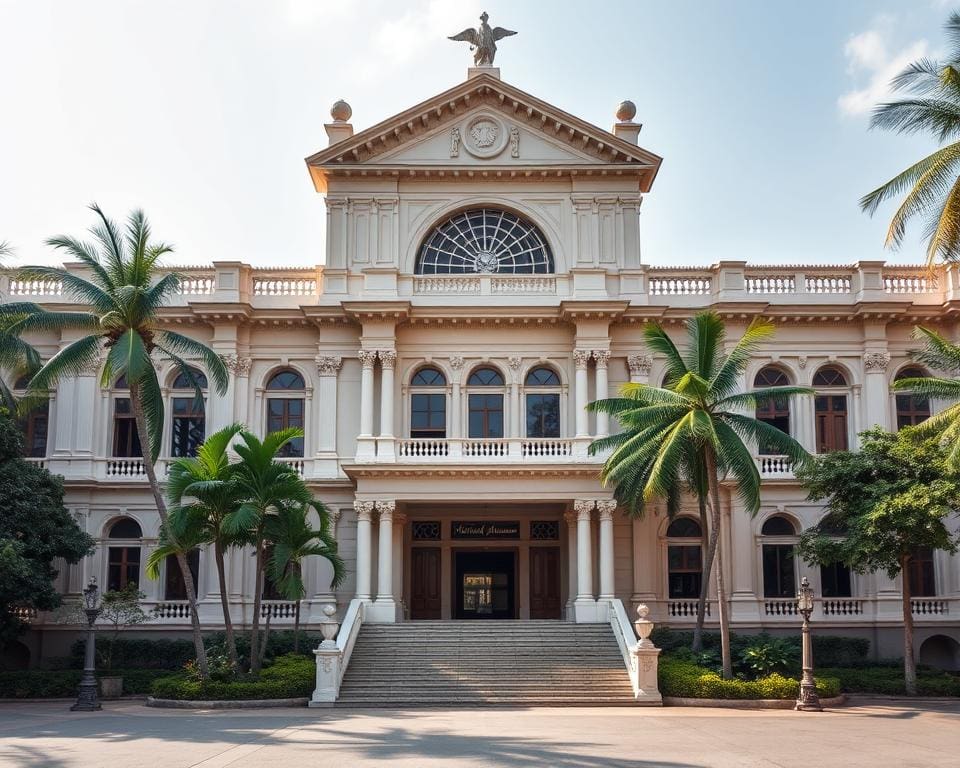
[409,546,561,620]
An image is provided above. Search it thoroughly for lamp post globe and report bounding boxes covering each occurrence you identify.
[795,576,823,712]
[71,578,103,712]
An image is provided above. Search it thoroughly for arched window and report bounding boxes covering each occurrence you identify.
[761,515,797,598]
[813,365,848,453]
[525,367,560,438]
[754,367,790,454]
[666,517,702,599]
[908,546,936,597]
[106,517,142,591]
[410,367,447,439]
[164,550,200,600]
[895,366,931,429]
[416,208,554,275]
[467,367,504,438]
[170,367,206,458]
[13,375,48,458]
[266,369,305,457]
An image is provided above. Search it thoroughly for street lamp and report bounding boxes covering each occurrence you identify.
[71,578,103,712]
[795,575,822,712]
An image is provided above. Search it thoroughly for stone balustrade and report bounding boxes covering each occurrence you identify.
[394,437,584,462]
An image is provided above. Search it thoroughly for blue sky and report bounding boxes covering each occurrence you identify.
[0,0,952,267]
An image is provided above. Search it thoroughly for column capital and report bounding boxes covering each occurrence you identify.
[596,499,617,519]
[221,354,252,377]
[563,510,577,525]
[592,350,611,369]
[315,355,343,376]
[330,508,343,525]
[863,350,890,373]
[574,499,596,519]
[376,500,396,518]
[358,350,378,369]
[573,349,592,370]
[449,355,466,372]
[507,356,523,372]
[379,349,397,369]
[627,353,652,377]
[354,500,375,520]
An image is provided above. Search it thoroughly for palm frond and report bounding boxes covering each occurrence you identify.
[156,331,229,394]
[27,335,101,392]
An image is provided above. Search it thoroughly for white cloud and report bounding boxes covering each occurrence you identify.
[838,17,929,116]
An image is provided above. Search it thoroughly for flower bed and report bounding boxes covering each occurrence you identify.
[149,654,314,702]
[659,657,841,700]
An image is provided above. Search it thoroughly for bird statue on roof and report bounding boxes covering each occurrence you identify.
[448,12,517,67]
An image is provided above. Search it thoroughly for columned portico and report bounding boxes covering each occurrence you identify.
[573,499,599,621]
[367,499,398,621]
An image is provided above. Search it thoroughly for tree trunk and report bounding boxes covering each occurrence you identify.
[129,383,208,678]
[214,540,239,669]
[900,553,917,695]
[704,445,732,679]
[248,537,265,674]
[692,493,711,654]
[259,611,272,668]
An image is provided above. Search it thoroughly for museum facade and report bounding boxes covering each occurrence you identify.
[11,66,960,670]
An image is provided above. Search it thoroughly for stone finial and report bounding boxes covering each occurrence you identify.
[613,100,641,145]
[318,603,339,648]
[616,100,637,122]
[325,100,354,146]
[330,99,352,122]
[634,603,655,648]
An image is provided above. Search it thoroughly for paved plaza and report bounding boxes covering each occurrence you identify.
[0,699,958,767]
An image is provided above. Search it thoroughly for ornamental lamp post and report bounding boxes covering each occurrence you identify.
[71,578,103,712]
[795,576,822,712]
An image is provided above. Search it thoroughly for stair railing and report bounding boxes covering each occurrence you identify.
[310,598,365,706]
[609,598,663,704]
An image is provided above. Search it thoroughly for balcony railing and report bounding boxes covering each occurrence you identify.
[395,437,582,462]
[261,601,298,620]
[667,599,711,618]
[912,598,949,616]
[150,601,192,621]
[755,455,794,479]
[412,274,557,296]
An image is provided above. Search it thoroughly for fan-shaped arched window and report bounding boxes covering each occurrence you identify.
[666,517,702,599]
[265,369,305,457]
[107,517,142,591]
[814,366,849,453]
[170,368,207,457]
[13,375,48,458]
[525,366,561,438]
[895,366,930,429]
[467,367,504,438]
[761,515,797,598]
[416,208,554,275]
[754,367,791,453]
[410,367,447,439]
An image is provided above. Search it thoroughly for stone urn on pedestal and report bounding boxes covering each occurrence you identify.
[630,603,662,704]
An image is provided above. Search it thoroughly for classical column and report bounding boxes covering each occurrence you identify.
[372,500,396,621]
[357,350,378,460]
[574,499,595,601]
[627,354,652,385]
[564,510,577,617]
[597,499,617,600]
[574,350,591,438]
[224,355,252,428]
[315,356,342,476]
[310,508,341,609]
[508,356,522,438]
[378,350,397,461]
[862,350,891,431]
[593,350,611,438]
[354,501,374,600]
[449,356,464,440]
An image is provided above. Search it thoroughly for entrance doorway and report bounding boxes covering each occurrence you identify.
[529,546,562,619]
[454,551,517,619]
[410,548,442,620]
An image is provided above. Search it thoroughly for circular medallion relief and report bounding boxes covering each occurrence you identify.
[462,113,508,158]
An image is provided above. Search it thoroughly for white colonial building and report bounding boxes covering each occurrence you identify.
[10,62,960,690]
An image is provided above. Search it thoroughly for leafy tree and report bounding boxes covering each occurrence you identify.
[96,583,151,671]
[148,424,245,667]
[797,427,960,694]
[264,502,343,653]
[0,409,92,645]
[860,11,960,264]
[589,312,811,678]
[15,205,229,677]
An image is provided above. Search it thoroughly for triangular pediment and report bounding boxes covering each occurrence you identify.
[306,73,661,191]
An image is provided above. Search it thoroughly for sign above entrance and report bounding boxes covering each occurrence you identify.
[451,521,520,539]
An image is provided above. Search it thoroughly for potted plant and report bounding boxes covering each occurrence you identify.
[96,583,150,698]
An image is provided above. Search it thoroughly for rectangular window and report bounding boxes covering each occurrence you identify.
[815,395,848,453]
[820,561,852,598]
[107,546,141,591]
[163,549,201,600]
[171,397,205,457]
[762,544,796,598]
[526,393,560,438]
[668,544,702,599]
[113,398,142,458]
[908,548,936,597]
[411,393,446,438]
[468,393,503,438]
[19,403,49,458]
[267,398,305,457]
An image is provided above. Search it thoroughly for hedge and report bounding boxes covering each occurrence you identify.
[150,654,314,701]
[0,669,173,698]
[659,658,841,700]
[820,667,960,697]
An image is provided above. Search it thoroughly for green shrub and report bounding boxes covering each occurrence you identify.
[69,637,195,671]
[150,653,315,701]
[820,667,960,697]
[659,657,840,700]
[739,638,799,677]
[0,669,171,698]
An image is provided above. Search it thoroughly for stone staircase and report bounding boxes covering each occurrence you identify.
[336,620,637,706]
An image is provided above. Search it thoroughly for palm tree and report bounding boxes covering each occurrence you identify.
[264,501,344,654]
[224,428,316,674]
[893,326,960,467]
[161,424,245,667]
[860,11,960,264]
[588,312,811,678]
[16,205,229,677]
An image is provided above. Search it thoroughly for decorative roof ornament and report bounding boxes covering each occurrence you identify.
[448,11,516,67]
